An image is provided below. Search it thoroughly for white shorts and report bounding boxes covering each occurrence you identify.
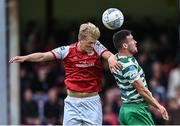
[63,95,102,126]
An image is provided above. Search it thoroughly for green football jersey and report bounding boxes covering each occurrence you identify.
[113,53,148,103]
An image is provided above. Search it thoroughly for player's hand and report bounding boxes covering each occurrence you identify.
[157,105,169,120]
[108,55,122,73]
[9,56,25,63]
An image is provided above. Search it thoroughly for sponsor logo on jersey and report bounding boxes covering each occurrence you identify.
[75,63,95,68]
[128,65,137,79]
[75,61,95,68]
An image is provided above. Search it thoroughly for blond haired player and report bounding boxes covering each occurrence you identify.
[9,22,121,125]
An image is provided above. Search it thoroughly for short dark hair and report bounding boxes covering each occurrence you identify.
[113,30,131,50]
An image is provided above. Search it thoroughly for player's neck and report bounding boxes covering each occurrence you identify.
[119,50,132,57]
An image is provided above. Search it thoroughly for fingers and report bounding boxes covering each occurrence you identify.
[109,62,122,73]
[166,111,169,120]
[111,63,122,71]
[110,67,120,73]
[160,107,169,120]
[163,110,169,120]
[162,113,169,120]
[9,57,16,63]
[9,56,20,63]
[109,67,114,73]
[115,63,122,70]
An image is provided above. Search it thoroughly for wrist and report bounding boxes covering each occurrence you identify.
[23,56,28,62]
[102,51,113,61]
[107,54,113,61]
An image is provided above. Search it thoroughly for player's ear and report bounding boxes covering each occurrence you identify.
[122,43,128,49]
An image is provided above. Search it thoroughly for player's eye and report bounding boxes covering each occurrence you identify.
[90,42,95,44]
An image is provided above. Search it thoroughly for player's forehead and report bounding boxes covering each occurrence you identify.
[84,36,96,43]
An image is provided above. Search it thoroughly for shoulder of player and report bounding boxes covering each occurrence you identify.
[69,42,77,48]
[115,55,134,68]
[121,58,137,71]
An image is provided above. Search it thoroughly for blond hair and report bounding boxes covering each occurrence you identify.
[78,22,100,40]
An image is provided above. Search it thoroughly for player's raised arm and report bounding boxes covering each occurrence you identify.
[133,79,169,120]
[9,51,54,63]
[102,51,122,71]
[94,41,122,71]
[9,45,70,63]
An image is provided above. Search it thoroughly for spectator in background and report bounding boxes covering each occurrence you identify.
[149,61,166,103]
[43,35,57,52]
[102,87,120,125]
[137,52,152,81]
[21,89,40,125]
[168,54,180,98]
[21,20,42,55]
[35,66,50,93]
[20,66,32,91]
[167,98,180,124]
[103,104,119,125]
[176,85,180,106]
[44,88,62,124]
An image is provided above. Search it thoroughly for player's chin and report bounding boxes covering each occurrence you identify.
[136,49,138,53]
[132,49,138,54]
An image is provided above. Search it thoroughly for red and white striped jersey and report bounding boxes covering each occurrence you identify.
[51,41,108,92]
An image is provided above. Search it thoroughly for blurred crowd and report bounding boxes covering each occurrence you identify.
[19,18,179,125]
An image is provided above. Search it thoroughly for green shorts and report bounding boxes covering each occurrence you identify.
[119,101,154,125]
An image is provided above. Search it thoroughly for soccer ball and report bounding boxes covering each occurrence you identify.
[102,8,124,30]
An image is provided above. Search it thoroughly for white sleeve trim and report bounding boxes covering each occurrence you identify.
[94,40,107,56]
[52,46,70,59]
